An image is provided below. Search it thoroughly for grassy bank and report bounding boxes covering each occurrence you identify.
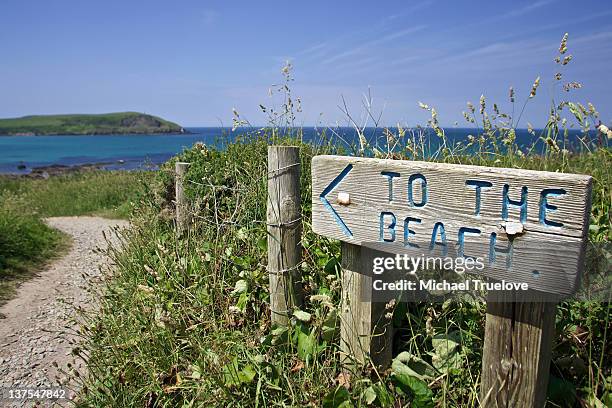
[0,170,150,304]
[72,136,610,407]
[0,198,68,305]
[0,112,183,135]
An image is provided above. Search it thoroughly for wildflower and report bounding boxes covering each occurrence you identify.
[562,55,573,65]
[467,101,475,113]
[529,76,541,98]
[598,124,610,135]
[587,102,598,116]
[527,123,535,135]
[137,284,154,294]
[559,33,568,54]
[509,86,515,103]
[479,94,486,114]
[545,137,560,152]
[563,82,582,92]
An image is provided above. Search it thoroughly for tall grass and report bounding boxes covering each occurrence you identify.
[0,195,67,304]
[71,139,609,407]
[0,171,153,219]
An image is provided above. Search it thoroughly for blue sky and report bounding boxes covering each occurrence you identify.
[1,0,611,127]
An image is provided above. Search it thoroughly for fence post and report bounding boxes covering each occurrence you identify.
[267,146,303,325]
[480,295,557,407]
[175,162,190,234]
[340,242,393,369]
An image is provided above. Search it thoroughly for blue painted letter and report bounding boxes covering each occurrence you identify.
[458,227,481,259]
[381,171,400,202]
[403,217,421,248]
[408,173,427,207]
[502,184,528,223]
[539,188,566,228]
[429,222,447,256]
[380,212,397,242]
[466,180,493,216]
[489,232,513,269]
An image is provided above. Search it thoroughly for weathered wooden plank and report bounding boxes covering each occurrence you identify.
[340,242,393,369]
[311,155,593,295]
[267,146,303,326]
[481,296,557,408]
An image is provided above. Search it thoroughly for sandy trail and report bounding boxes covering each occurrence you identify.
[0,216,127,406]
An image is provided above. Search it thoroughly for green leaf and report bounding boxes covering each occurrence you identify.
[296,324,318,360]
[232,279,248,295]
[222,358,256,387]
[293,309,312,322]
[392,351,437,381]
[323,386,352,408]
[362,386,377,405]
[392,374,434,408]
[373,383,392,407]
[431,331,463,372]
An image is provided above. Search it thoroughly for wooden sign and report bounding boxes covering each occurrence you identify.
[312,155,593,296]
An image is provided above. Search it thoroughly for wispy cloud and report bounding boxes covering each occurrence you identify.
[502,0,557,19]
[292,1,434,64]
[323,25,428,65]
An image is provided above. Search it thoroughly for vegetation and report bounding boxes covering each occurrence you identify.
[0,112,183,135]
[0,196,67,305]
[0,171,150,304]
[69,135,609,407]
[68,33,610,408]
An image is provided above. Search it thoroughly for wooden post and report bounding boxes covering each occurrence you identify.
[267,146,303,325]
[175,162,190,234]
[480,294,557,408]
[340,242,393,369]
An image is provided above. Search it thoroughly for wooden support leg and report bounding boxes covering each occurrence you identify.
[340,242,393,370]
[481,294,557,408]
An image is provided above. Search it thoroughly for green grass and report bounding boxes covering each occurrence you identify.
[0,171,154,219]
[71,137,611,407]
[0,112,183,135]
[0,170,151,305]
[0,196,68,305]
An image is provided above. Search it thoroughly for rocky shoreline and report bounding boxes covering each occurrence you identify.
[2,160,144,179]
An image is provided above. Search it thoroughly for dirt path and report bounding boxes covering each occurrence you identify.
[0,216,128,406]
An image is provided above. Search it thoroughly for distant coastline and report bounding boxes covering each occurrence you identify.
[0,112,186,136]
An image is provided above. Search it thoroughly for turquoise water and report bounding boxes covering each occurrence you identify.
[0,127,600,174]
[0,128,234,173]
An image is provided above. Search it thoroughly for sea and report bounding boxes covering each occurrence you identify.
[0,127,602,174]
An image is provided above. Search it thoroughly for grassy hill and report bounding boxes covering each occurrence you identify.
[0,112,184,135]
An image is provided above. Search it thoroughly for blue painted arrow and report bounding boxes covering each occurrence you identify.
[320,164,353,238]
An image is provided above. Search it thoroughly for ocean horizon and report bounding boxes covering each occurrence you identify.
[0,126,601,174]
